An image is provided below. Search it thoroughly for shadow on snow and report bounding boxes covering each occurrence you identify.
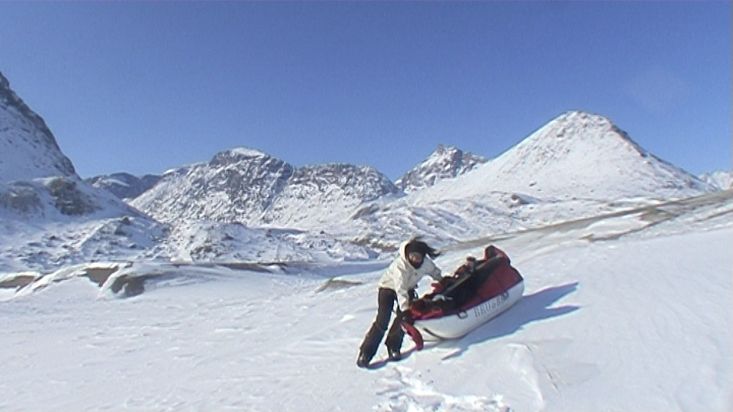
[439,281,580,360]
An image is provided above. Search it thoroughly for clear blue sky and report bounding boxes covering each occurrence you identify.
[0,2,730,179]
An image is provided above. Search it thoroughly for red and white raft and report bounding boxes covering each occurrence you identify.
[405,245,524,344]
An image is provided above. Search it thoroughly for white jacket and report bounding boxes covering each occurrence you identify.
[378,241,442,311]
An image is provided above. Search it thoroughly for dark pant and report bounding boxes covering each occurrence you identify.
[359,288,405,361]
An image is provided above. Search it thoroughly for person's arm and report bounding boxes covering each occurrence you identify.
[424,258,442,281]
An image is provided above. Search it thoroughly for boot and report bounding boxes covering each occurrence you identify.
[357,352,371,368]
[387,347,402,361]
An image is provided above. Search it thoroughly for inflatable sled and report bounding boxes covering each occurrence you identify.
[406,245,524,343]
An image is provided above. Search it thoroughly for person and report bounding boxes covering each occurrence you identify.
[357,238,443,368]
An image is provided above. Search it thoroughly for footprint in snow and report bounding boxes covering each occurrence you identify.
[374,366,510,412]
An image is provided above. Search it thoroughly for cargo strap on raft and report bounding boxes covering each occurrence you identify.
[401,321,424,350]
[394,308,424,350]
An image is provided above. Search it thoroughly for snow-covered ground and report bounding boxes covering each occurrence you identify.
[1,191,731,411]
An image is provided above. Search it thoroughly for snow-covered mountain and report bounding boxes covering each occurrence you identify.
[700,170,732,190]
[132,147,400,229]
[411,111,713,204]
[0,71,76,183]
[396,145,487,193]
[86,172,161,200]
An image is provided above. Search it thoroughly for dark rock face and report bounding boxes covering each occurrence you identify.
[0,176,113,217]
[0,182,42,214]
[46,177,99,216]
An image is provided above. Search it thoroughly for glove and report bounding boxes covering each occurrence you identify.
[431,294,451,302]
[408,288,418,302]
[484,245,498,259]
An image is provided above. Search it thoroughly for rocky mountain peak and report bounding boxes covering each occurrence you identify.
[529,111,642,150]
[396,144,487,193]
[208,147,271,166]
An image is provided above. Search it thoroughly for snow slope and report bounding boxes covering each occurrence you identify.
[2,189,730,411]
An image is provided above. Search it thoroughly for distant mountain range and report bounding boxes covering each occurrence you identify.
[0,70,728,272]
[89,144,488,203]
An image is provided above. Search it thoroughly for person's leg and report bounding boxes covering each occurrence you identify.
[385,307,405,360]
[358,288,397,365]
